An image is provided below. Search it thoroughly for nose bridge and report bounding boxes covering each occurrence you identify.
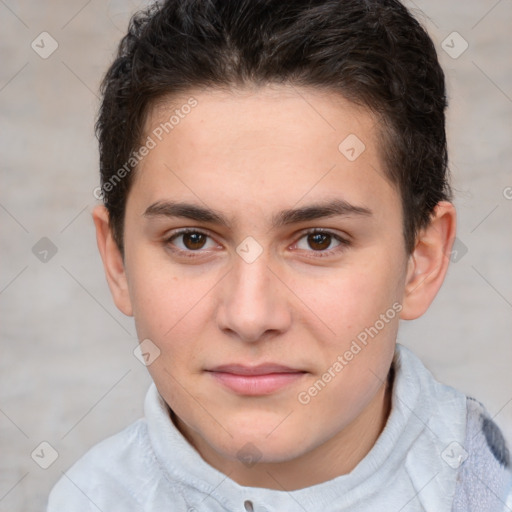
[233,255,271,304]
[217,253,290,342]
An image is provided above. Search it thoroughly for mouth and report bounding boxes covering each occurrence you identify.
[205,363,307,396]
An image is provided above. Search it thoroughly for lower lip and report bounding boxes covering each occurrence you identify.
[208,371,306,395]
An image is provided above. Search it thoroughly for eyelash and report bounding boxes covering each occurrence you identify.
[165,228,351,259]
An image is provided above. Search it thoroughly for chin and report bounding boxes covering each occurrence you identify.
[213,430,308,464]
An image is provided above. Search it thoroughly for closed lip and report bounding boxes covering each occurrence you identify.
[206,364,306,375]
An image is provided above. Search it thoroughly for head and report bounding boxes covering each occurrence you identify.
[93,0,456,483]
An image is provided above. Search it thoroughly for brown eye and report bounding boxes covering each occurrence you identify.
[294,230,348,255]
[307,232,332,251]
[167,230,217,252]
[182,232,207,250]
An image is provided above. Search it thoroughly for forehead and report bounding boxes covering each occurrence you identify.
[130,85,398,223]
[146,85,375,158]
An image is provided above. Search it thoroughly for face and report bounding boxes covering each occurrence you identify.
[114,86,407,462]
[115,85,410,467]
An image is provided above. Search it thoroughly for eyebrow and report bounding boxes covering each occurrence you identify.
[143,199,372,228]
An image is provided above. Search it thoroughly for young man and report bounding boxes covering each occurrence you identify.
[48,0,512,510]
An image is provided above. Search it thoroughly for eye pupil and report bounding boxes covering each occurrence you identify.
[308,233,331,251]
[183,232,207,250]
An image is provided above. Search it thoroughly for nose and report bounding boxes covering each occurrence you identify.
[216,255,292,343]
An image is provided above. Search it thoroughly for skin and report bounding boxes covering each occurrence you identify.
[93,84,456,490]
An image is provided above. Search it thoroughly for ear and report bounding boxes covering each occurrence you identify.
[400,201,456,320]
[92,205,133,317]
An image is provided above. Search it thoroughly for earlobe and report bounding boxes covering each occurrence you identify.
[92,205,133,317]
[400,201,456,320]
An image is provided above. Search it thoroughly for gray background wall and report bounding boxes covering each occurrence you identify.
[1,1,511,510]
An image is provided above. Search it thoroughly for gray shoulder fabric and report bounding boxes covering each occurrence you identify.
[451,397,512,512]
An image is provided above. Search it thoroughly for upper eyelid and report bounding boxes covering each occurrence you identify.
[166,227,215,239]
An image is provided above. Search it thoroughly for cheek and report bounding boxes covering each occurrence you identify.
[126,244,213,337]
[294,255,404,342]
[126,256,226,393]
[295,272,399,435]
